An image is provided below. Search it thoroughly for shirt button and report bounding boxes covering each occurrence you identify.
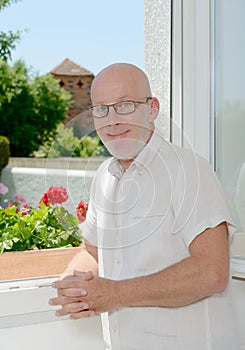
[115,258,121,264]
[112,325,118,332]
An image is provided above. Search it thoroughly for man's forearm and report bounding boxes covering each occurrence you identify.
[114,254,227,309]
[61,244,98,278]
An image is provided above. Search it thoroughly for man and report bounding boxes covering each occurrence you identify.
[49,63,239,349]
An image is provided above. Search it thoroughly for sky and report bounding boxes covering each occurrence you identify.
[0,0,144,76]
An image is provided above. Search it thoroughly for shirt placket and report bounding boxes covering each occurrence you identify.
[111,176,124,280]
[108,175,127,350]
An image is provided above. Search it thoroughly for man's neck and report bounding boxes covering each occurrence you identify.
[119,129,154,170]
[119,158,133,170]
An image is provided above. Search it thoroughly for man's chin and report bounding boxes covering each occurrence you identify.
[105,139,145,160]
[107,149,138,160]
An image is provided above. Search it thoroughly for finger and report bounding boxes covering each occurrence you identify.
[73,270,94,281]
[57,289,87,300]
[63,301,89,313]
[49,295,82,306]
[70,310,96,320]
[55,308,70,317]
[56,287,88,298]
[57,289,63,297]
[52,278,87,290]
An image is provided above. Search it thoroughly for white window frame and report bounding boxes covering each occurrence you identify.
[145,0,215,165]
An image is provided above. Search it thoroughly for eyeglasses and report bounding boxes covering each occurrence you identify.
[90,97,152,118]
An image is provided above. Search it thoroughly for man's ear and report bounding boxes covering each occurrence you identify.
[149,97,160,122]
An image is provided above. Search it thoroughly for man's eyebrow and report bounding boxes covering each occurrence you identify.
[93,95,130,105]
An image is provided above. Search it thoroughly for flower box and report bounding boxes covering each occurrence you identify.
[0,184,89,281]
[0,247,81,281]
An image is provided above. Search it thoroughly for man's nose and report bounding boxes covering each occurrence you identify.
[106,106,121,125]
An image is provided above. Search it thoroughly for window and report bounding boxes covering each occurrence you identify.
[145,0,245,233]
[214,0,245,232]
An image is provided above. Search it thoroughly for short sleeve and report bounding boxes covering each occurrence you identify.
[172,153,236,247]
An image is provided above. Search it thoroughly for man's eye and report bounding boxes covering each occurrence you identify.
[96,106,107,113]
[119,102,131,108]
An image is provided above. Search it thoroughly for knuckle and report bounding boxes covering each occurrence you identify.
[82,302,89,310]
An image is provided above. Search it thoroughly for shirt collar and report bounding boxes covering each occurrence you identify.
[108,128,163,179]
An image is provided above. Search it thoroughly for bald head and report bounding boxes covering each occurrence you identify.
[91,63,152,104]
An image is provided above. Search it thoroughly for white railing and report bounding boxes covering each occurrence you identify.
[0,276,104,350]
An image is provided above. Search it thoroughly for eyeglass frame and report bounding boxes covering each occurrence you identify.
[89,97,152,118]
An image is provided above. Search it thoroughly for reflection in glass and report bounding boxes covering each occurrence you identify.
[214,0,245,231]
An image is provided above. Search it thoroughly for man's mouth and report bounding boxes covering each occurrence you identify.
[106,130,130,139]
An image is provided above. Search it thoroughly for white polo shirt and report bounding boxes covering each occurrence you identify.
[81,130,239,350]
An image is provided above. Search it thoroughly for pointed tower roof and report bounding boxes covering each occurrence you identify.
[50,58,93,76]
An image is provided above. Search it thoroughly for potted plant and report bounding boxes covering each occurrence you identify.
[0,183,88,280]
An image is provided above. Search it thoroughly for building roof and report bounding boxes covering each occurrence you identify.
[50,58,94,76]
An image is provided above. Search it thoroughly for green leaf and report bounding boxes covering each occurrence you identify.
[0,201,83,253]
[3,239,13,250]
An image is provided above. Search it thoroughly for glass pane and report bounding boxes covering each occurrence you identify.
[214,0,245,233]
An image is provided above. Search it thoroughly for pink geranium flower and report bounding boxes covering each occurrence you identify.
[14,193,26,202]
[76,200,88,223]
[39,186,68,206]
[39,192,49,206]
[0,183,9,195]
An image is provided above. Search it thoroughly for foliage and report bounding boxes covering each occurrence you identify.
[0,0,19,12]
[0,30,22,61]
[0,136,10,172]
[0,185,88,253]
[0,204,81,253]
[0,59,72,156]
[33,124,80,158]
[33,123,109,158]
[78,134,103,157]
[0,0,26,61]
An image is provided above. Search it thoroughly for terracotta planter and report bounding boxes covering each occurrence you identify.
[0,247,81,281]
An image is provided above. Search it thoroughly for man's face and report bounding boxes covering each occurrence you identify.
[91,77,153,161]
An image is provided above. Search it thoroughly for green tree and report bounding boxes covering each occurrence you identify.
[0,59,72,156]
[0,0,25,61]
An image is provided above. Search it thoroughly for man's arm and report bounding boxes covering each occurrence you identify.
[116,222,229,308]
[60,240,98,278]
[50,222,230,317]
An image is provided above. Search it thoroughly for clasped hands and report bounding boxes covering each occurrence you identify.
[49,270,117,319]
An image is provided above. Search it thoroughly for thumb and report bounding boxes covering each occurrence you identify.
[73,270,94,280]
